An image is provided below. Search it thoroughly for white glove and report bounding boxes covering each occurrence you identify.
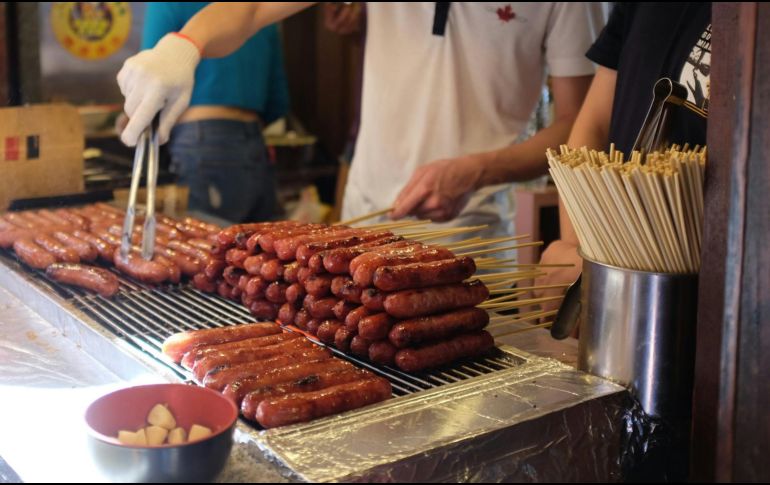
[117,33,201,146]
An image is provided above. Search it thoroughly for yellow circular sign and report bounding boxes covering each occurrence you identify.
[51,2,131,61]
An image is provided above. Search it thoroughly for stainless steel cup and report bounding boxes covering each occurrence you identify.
[578,255,698,419]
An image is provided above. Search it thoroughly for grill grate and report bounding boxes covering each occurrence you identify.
[1,250,523,396]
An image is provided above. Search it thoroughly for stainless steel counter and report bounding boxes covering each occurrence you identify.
[0,256,627,482]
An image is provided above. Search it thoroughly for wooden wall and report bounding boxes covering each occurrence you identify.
[692,2,770,481]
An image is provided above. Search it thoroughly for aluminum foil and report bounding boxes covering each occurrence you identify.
[0,257,630,483]
[249,351,627,482]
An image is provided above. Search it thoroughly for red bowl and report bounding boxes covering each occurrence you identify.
[85,383,238,482]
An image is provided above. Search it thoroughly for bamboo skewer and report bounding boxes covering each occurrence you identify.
[457,241,543,258]
[337,207,394,226]
[493,321,554,337]
[549,146,706,274]
[487,309,559,328]
[444,234,531,251]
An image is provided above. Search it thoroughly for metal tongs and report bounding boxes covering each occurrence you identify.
[120,115,160,261]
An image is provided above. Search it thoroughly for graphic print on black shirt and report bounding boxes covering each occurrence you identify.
[679,24,711,112]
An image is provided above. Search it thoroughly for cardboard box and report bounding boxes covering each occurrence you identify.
[0,104,84,210]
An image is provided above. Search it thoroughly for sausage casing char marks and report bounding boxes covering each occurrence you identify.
[239,367,376,420]
[180,331,301,369]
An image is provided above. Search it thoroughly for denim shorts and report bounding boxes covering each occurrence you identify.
[168,119,280,223]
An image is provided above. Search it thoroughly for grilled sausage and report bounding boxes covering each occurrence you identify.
[222,358,353,406]
[257,225,326,253]
[293,308,311,330]
[243,253,273,276]
[45,263,119,297]
[72,230,116,261]
[222,266,247,287]
[295,231,396,266]
[350,335,373,357]
[113,249,169,285]
[285,283,306,304]
[199,344,329,388]
[277,303,299,325]
[358,313,395,340]
[394,331,495,372]
[316,320,344,344]
[244,276,268,298]
[321,239,416,274]
[259,258,285,282]
[225,248,250,269]
[239,367,376,419]
[273,227,354,261]
[361,288,387,311]
[283,262,301,283]
[389,307,489,348]
[152,254,181,284]
[348,243,430,275]
[180,332,302,369]
[166,240,211,266]
[204,259,227,280]
[304,274,333,297]
[332,300,356,321]
[304,295,338,320]
[345,306,372,332]
[373,257,476,292]
[383,280,489,319]
[305,319,322,336]
[34,234,79,263]
[0,227,33,248]
[369,340,398,366]
[352,247,456,287]
[13,238,56,269]
[162,322,281,363]
[155,245,201,276]
[334,327,356,352]
[249,299,280,320]
[265,282,288,304]
[255,377,392,428]
[192,273,218,293]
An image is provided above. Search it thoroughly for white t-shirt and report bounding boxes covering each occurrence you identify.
[342,2,605,239]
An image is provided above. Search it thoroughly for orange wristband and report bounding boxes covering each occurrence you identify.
[171,32,203,56]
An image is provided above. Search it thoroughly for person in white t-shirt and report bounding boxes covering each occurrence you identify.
[118,3,605,239]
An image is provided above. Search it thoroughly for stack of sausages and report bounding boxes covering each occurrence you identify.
[0,203,220,297]
[162,322,391,428]
[194,222,496,372]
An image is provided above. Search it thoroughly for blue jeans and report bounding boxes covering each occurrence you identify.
[168,119,280,223]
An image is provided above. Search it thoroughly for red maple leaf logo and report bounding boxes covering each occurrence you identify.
[497,5,516,22]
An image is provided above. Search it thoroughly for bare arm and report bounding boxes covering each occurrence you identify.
[477,74,594,185]
[180,2,315,58]
[534,66,617,311]
[558,66,616,246]
[391,74,593,220]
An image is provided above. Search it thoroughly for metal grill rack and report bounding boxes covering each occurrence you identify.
[0,250,523,397]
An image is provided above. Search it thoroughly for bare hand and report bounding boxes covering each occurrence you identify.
[534,239,583,316]
[391,156,482,221]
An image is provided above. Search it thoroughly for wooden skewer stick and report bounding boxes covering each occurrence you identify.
[443,234,531,251]
[493,321,554,337]
[483,274,546,289]
[487,309,559,328]
[479,294,563,310]
[336,207,394,226]
[458,241,543,258]
[476,270,543,281]
[366,219,431,230]
[405,225,489,241]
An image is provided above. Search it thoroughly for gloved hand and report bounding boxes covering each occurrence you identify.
[117,33,201,146]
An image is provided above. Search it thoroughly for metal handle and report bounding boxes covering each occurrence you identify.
[550,274,581,340]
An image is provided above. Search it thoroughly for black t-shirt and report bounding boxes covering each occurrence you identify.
[587,3,711,154]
